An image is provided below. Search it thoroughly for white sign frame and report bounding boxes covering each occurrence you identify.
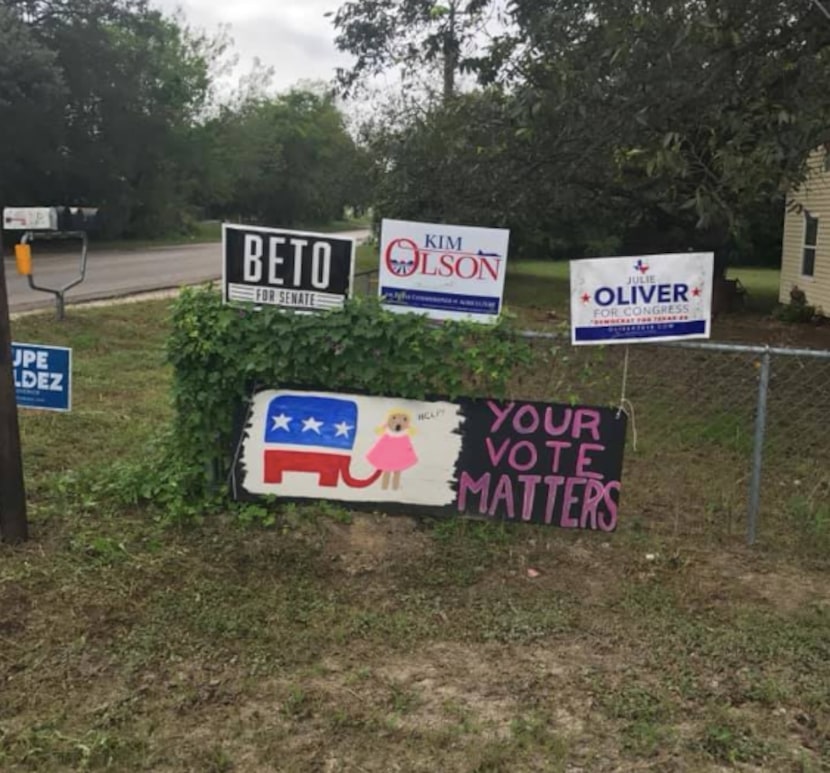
[377,218,510,323]
[570,252,715,345]
[222,223,356,313]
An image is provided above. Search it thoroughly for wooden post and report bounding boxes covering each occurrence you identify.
[0,230,28,543]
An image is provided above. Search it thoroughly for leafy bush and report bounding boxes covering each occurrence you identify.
[121,286,531,519]
[774,286,823,324]
[773,302,820,324]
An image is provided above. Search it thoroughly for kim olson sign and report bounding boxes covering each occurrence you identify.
[378,218,510,323]
[232,389,627,531]
[570,252,714,344]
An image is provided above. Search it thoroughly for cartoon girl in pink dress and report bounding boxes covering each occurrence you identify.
[365,409,418,490]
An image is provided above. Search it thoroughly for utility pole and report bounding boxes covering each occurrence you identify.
[442,0,458,103]
[0,228,28,544]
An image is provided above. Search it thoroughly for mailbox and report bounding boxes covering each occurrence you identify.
[3,206,101,232]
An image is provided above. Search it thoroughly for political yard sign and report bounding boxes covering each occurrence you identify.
[570,252,715,345]
[11,342,72,412]
[223,224,355,312]
[378,219,510,323]
[232,389,627,532]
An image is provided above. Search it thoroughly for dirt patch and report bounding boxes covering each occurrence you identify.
[0,582,31,637]
[321,513,430,574]
[681,550,830,614]
[712,312,830,349]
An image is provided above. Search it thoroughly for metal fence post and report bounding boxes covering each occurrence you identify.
[747,346,771,545]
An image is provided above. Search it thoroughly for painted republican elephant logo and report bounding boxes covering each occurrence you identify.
[262,394,381,488]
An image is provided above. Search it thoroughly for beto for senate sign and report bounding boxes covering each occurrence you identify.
[570,252,714,345]
[378,219,510,323]
[223,223,355,312]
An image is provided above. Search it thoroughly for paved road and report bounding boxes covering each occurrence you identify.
[5,229,370,314]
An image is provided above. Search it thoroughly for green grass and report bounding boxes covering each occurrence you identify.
[726,266,781,313]
[296,240,784,321]
[1,285,827,771]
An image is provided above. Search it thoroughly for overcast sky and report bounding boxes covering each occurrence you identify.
[154,0,355,93]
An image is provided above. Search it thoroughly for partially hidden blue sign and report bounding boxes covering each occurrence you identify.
[11,342,72,412]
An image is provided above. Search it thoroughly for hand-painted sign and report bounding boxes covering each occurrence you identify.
[570,252,714,345]
[223,224,355,312]
[378,219,510,323]
[11,342,72,412]
[232,389,627,531]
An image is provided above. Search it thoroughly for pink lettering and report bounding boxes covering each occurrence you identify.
[487,401,515,433]
[599,481,620,532]
[513,404,539,434]
[579,479,606,529]
[518,474,541,521]
[545,440,572,472]
[458,472,490,514]
[489,474,515,519]
[508,440,537,471]
[572,409,601,441]
[544,406,572,436]
[575,443,605,480]
[543,475,565,524]
[559,477,586,528]
[485,437,511,466]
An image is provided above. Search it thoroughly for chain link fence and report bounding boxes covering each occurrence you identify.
[515,334,830,552]
[355,267,829,551]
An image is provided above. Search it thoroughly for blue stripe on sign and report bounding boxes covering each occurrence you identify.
[574,321,707,341]
[380,286,501,315]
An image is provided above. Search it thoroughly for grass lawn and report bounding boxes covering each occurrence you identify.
[1,296,828,771]
[502,260,783,312]
[726,265,782,313]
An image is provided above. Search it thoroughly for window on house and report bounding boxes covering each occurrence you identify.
[803,212,818,277]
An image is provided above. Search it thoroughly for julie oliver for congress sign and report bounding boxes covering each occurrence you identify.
[223,224,355,312]
[11,342,72,412]
[570,252,714,345]
[378,219,510,323]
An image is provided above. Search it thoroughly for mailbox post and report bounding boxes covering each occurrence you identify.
[3,206,97,320]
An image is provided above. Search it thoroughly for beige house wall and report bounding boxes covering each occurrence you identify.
[780,151,830,312]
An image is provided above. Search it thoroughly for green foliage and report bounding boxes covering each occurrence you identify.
[0,0,220,237]
[331,0,495,100]
[774,303,819,324]
[0,3,363,238]
[195,89,365,226]
[773,298,821,324]
[131,286,529,519]
[359,0,830,265]
[697,716,773,764]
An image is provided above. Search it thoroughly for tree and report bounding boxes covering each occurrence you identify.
[330,0,495,102]
[0,6,66,213]
[359,0,830,267]
[0,0,219,237]
[195,88,363,227]
[491,0,830,265]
